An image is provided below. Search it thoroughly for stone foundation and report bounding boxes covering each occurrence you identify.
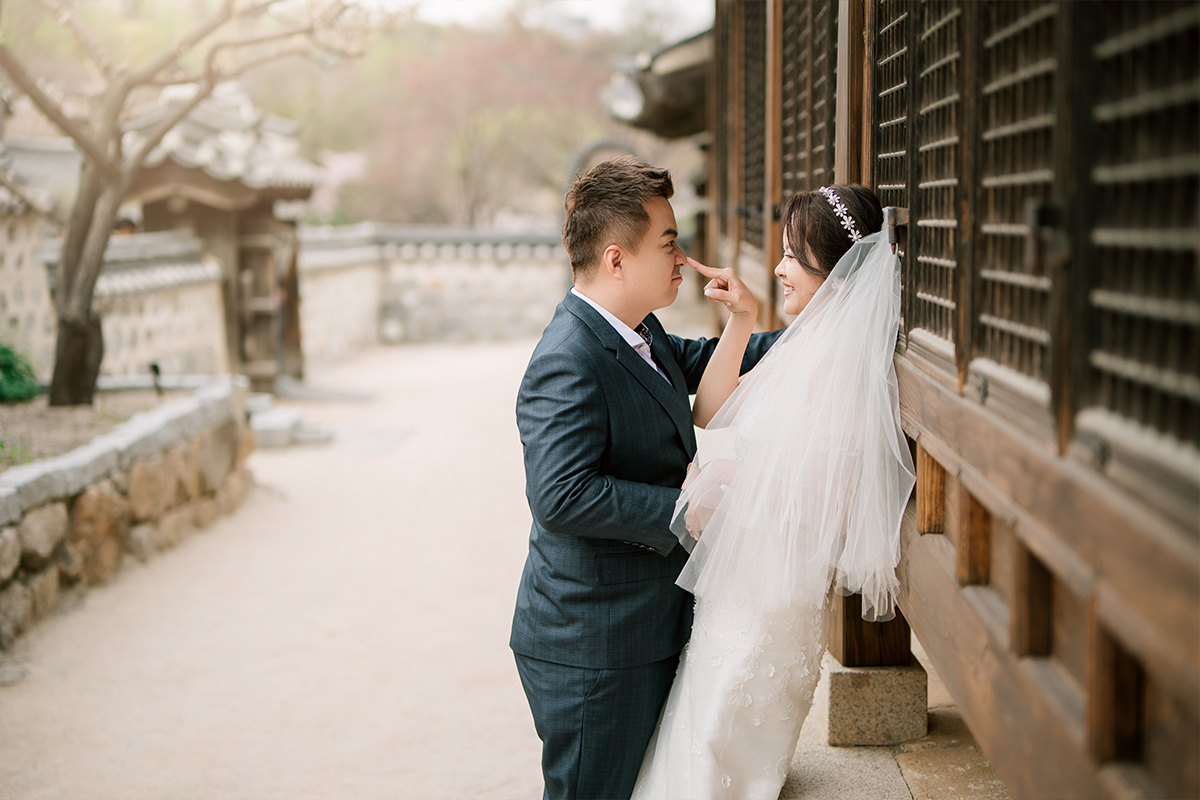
[822,651,929,746]
[0,376,252,649]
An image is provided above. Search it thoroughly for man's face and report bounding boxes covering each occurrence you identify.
[622,196,686,312]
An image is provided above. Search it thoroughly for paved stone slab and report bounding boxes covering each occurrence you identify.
[896,709,1010,800]
[249,408,303,448]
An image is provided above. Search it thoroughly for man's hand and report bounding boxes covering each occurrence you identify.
[688,257,759,319]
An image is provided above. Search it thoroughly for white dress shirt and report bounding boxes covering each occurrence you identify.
[571,288,670,381]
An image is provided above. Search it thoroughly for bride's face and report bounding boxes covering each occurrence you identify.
[774,234,826,316]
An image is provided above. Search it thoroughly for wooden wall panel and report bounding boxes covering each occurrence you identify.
[709,2,1199,795]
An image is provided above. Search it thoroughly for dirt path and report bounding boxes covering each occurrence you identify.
[0,341,543,800]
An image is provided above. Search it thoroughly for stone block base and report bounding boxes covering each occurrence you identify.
[822,651,928,746]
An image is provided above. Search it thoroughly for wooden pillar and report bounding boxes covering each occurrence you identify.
[764,0,783,330]
[829,592,913,667]
[834,0,866,185]
[827,0,911,671]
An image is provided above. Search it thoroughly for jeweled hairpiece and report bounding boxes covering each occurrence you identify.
[818,186,862,242]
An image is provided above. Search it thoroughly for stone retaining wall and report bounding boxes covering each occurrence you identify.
[0,376,252,649]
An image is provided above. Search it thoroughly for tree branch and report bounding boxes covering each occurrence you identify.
[218,44,317,81]
[0,45,115,175]
[124,0,240,87]
[34,0,113,78]
[0,169,64,227]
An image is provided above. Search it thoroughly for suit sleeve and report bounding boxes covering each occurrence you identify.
[667,328,786,393]
[517,350,681,554]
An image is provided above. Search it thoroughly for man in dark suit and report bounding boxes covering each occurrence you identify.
[511,157,782,799]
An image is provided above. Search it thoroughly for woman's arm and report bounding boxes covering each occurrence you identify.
[688,257,759,428]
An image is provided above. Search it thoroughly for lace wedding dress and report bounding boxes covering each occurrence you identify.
[633,232,914,800]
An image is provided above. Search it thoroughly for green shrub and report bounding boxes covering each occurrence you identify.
[0,345,42,403]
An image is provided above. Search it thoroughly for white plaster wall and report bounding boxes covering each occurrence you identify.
[96,280,228,378]
[0,214,56,380]
[298,262,382,366]
[381,259,567,343]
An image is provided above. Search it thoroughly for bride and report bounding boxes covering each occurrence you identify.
[632,185,916,800]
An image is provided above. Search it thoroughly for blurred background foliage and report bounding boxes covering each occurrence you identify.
[0,0,700,230]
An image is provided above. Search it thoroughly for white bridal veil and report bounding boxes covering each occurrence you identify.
[671,231,916,621]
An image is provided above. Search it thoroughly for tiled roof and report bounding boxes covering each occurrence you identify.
[42,229,220,298]
[125,81,321,193]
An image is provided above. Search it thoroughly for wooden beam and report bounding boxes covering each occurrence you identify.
[897,506,1110,800]
[729,1,745,269]
[828,591,912,668]
[764,0,783,330]
[897,355,1199,718]
[956,0,980,392]
[860,0,875,186]
[1012,539,1053,657]
[956,484,991,586]
[834,0,866,184]
[916,443,947,534]
[1087,603,1146,763]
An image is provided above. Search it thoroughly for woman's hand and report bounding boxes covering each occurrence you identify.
[688,259,759,428]
[689,257,759,319]
[682,460,731,540]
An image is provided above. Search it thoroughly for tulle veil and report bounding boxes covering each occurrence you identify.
[671,231,915,621]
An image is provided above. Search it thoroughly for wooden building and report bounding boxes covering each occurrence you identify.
[699,1,1199,797]
[124,82,321,390]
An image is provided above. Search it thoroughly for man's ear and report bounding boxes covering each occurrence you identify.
[602,244,624,280]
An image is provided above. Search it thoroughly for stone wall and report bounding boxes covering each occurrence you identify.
[21,222,566,384]
[41,230,229,381]
[299,223,568,360]
[293,230,382,365]
[0,211,55,381]
[0,376,252,649]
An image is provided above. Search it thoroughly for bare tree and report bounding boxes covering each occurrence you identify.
[0,0,372,405]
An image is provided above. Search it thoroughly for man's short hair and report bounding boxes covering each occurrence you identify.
[562,156,674,282]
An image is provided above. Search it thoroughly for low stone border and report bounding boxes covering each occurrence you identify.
[0,376,254,649]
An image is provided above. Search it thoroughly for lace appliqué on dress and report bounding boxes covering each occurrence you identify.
[632,596,831,800]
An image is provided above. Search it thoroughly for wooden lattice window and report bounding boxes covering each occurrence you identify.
[780,0,836,197]
[1086,1,1200,450]
[972,1,1059,388]
[741,0,768,250]
[911,0,963,349]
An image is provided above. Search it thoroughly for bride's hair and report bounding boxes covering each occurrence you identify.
[781,185,883,278]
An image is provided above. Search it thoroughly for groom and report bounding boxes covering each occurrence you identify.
[511,156,782,799]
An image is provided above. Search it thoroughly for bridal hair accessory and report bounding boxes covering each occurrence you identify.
[818,186,862,242]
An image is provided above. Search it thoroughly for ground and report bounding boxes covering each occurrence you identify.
[0,390,181,472]
[0,341,1009,800]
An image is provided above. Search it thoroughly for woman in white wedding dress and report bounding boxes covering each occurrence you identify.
[632,185,916,800]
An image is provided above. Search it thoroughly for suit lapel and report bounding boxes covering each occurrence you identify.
[564,293,697,456]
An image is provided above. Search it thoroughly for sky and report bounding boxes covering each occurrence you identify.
[410,0,715,41]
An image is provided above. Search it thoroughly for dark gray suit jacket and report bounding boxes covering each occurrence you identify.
[511,290,782,670]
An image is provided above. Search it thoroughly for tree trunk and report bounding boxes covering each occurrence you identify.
[48,312,104,406]
[47,180,126,406]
